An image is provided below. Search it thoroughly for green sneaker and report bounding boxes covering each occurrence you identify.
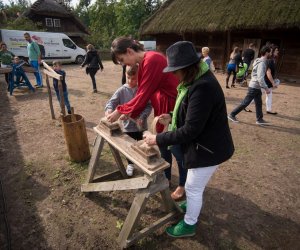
[179,201,187,213]
[165,219,196,238]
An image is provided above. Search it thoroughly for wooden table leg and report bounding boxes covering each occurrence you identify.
[109,144,127,178]
[118,191,149,248]
[86,135,105,183]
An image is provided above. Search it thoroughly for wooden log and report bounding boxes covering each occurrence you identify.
[81,176,150,192]
[62,114,91,162]
[45,75,55,120]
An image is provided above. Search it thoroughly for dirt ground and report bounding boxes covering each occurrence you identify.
[0,62,299,250]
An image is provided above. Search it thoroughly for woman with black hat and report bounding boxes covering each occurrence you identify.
[144,41,234,238]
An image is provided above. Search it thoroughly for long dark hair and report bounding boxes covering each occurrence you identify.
[180,62,200,83]
[111,36,144,64]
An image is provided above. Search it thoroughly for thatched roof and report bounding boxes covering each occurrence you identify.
[23,0,89,34]
[140,0,300,35]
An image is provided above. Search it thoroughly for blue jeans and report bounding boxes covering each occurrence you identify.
[170,144,187,186]
[159,146,172,181]
[159,145,187,186]
[231,87,263,121]
[55,89,71,112]
[30,60,42,86]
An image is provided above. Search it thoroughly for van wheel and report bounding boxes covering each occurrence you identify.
[75,55,84,64]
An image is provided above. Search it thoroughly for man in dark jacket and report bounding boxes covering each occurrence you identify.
[242,43,255,81]
[144,41,234,238]
[81,44,104,93]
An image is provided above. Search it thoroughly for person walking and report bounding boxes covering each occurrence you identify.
[225,47,243,88]
[228,45,271,125]
[242,43,255,81]
[81,44,104,93]
[201,47,215,71]
[143,41,234,237]
[24,32,43,87]
[265,45,280,115]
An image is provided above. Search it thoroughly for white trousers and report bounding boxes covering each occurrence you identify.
[266,88,273,112]
[184,165,218,225]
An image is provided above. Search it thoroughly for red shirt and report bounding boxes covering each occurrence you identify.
[117,51,179,132]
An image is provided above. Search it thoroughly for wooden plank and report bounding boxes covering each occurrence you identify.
[0,68,12,74]
[81,176,151,192]
[118,191,149,248]
[93,126,169,176]
[86,136,105,183]
[42,60,62,77]
[108,144,127,178]
[45,75,55,120]
[125,212,180,248]
[43,69,62,80]
[92,170,122,183]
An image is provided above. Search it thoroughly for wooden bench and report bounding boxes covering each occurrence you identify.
[81,123,182,248]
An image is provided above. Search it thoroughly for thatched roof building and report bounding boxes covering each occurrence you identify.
[22,0,89,46]
[140,0,300,79]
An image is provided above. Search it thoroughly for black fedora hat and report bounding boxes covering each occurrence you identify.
[163,41,200,73]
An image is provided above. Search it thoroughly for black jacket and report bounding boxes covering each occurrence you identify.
[242,49,255,65]
[157,71,234,168]
[81,50,104,69]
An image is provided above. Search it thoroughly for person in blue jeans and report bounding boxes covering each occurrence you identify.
[228,45,271,125]
[52,61,71,114]
[24,32,43,87]
[157,116,187,200]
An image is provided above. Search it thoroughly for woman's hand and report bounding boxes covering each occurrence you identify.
[158,113,171,125]
[143,131,157,146]
[107,110,121,122]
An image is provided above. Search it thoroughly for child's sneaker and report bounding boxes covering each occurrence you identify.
[126,164,134,176]
[165,219,196,238]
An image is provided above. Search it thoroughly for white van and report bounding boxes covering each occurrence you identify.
[0,29,86,64]
[140,41,156,51]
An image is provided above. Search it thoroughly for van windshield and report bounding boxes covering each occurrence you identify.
[63,39,76,49]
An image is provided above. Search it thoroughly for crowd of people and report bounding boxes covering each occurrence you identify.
[0,34,281,239]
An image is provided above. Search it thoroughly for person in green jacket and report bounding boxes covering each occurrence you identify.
[0,42,14,89]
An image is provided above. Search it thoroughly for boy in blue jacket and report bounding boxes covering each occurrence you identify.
[53,61,71,114]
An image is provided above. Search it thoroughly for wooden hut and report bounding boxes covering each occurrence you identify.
[22,0,89,47]
[139,0,300,80]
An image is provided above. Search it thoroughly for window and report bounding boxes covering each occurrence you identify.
[45,18,53,27]
[63,39,76,49]
[53,19,61,27]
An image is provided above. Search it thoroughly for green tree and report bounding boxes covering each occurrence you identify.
[89,0,118,48]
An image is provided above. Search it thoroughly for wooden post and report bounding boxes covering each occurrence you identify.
[45,75,55,120]
[58,79,66,116]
